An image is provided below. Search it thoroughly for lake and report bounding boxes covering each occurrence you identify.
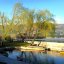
[1,49,64,64]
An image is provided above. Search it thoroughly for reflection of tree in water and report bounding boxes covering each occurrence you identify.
[51,59,55,64]
[0,51,8,57]
[47,56,55,64]
[18,51,55,64]
[8,50,13,53]
[35,52,49,64]
[40,52,55,64]
[28,51,38,64]
[18,51,36,64]
[0,50,55,64]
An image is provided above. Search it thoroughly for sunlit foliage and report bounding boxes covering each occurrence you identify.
[0,3,56,38]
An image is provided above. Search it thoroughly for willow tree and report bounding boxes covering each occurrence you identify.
[40,10,55,37]
[0,13,9,38]
[25,10,35,38]
[42,21,55,37]
[12,3,35,38]
[35,10,55,38]
[12,3,55,39]
[35,11,42,38]
[12,3,26,35]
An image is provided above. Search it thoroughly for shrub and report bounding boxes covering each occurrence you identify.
[5,35,13,43]
[47,48,51,51]
[16,33,25,42]
[0,35,2,46]
[16,33,23,38]
[0,35,2,41]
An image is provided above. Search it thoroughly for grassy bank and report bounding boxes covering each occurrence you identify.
[0,42,30,47]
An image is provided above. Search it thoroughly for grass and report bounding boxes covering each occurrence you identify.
[0,42,30,47]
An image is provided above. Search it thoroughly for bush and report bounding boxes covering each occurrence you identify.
[5,35,13,43]
[16,33,23,38]
[47,48,51,51]
[0,35,2,41]
[16,33,25,42]
[0,35,2,46]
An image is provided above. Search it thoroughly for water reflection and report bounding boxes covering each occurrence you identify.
[0,51,8,57]
[0,50,64,64]
[7,50,55,64]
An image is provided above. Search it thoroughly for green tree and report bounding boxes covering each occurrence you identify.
[26,10,35,37]
[35,10,55,38]
[12,3,26,35]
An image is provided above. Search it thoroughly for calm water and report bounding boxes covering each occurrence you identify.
[1,50,64,64]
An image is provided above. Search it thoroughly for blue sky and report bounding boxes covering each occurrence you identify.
[0,0,64,24]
